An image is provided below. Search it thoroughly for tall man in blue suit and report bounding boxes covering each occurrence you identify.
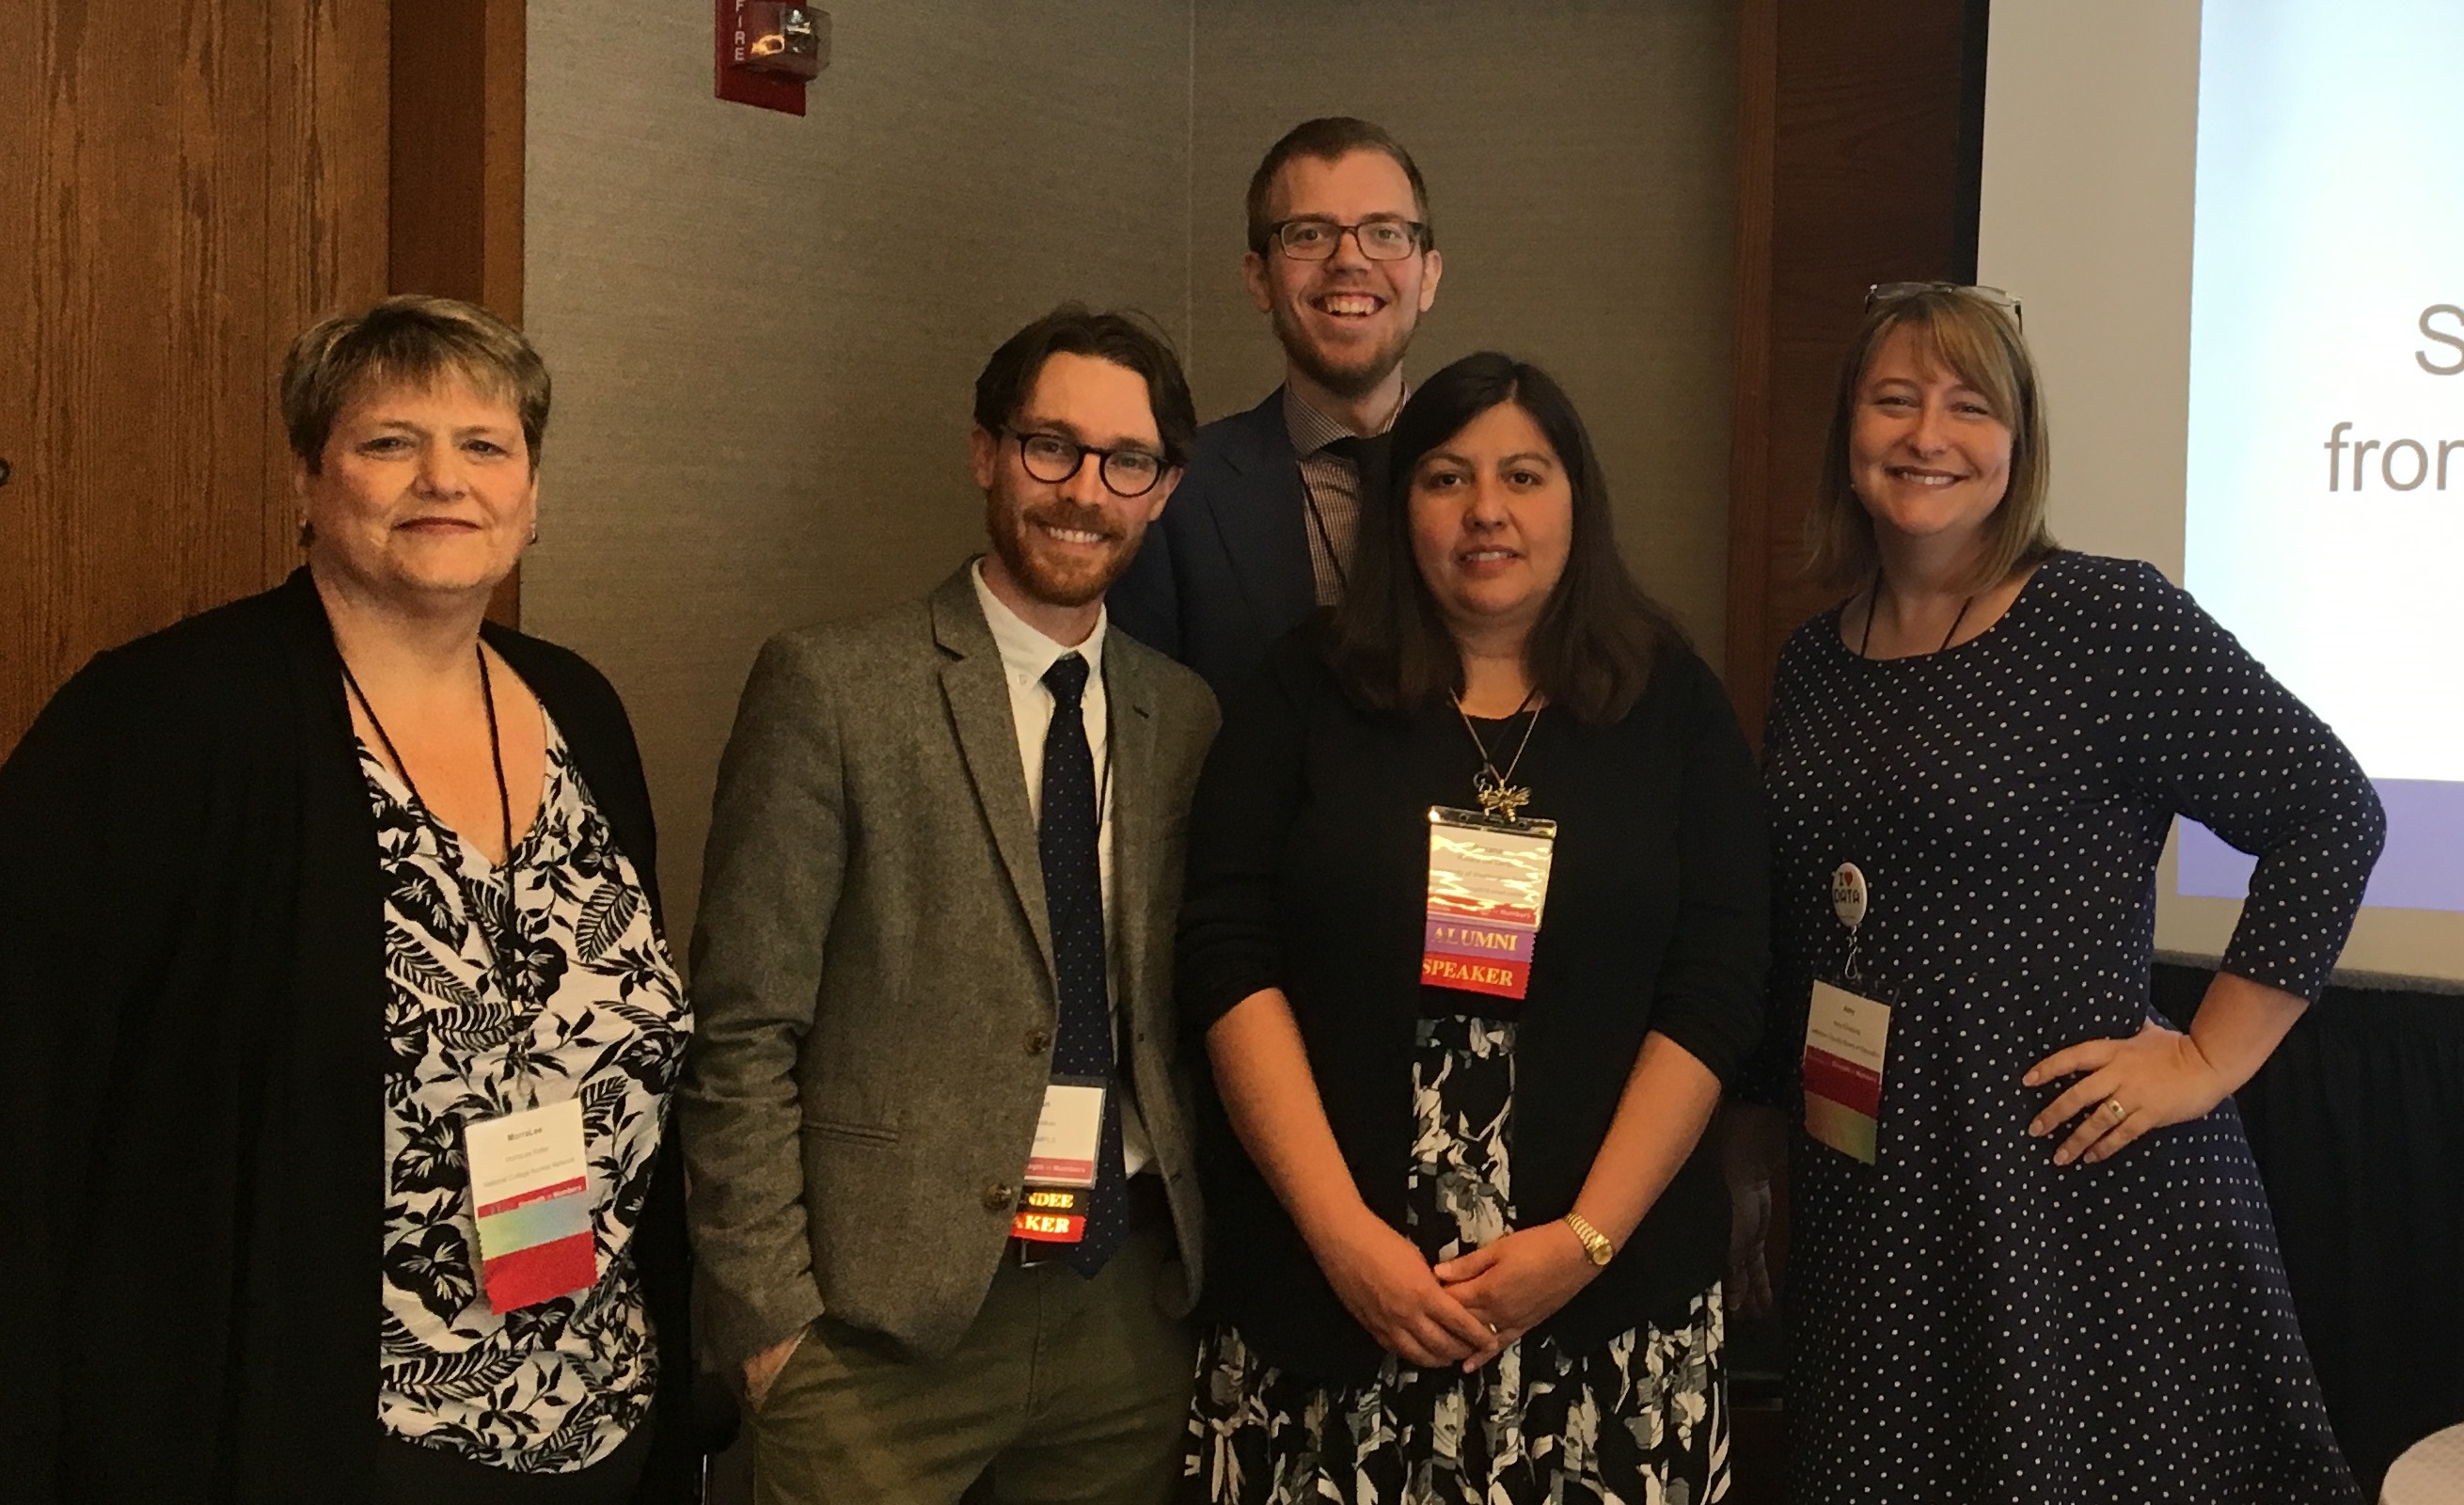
[1109,117,1444,700]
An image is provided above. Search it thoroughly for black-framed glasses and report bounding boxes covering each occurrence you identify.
[1866,280,2024,330]
[1006,428,1168,498]
[1265,216,1428,261]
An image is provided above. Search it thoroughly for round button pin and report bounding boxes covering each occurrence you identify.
[1831,863,1869,930]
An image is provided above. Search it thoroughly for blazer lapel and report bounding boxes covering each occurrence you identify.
[1203,388,1318,637]
[932,569,1055,980]
[1100,635,1161,1015]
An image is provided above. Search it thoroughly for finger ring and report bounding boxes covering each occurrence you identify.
[2106,1099,2129,1123]
[1486,1322,1499,1335]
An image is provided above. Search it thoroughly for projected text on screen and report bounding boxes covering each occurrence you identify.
[2181,0,2464,914]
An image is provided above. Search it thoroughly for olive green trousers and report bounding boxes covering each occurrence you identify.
[750,1225,1193,1505]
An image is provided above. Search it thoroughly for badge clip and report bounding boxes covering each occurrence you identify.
[1830,862,1869,983]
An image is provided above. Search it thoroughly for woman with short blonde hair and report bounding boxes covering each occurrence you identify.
[1,295,705,1502]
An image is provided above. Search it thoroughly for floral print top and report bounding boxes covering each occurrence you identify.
[368,717,689,1473]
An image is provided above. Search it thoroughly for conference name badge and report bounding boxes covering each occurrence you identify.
[1802,980,1891,1164]
[1422,807,1557,1001]
[464,1097,598,1311]
[1013,1076,1105,1244]
[1802,861,1888,1164]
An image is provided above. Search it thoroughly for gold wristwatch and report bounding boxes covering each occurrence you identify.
[1563,1211,1615,1267]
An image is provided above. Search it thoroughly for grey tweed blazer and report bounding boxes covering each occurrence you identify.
[680,563,1220,1368]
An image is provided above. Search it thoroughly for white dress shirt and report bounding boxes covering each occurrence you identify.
[970,561,1153,1176]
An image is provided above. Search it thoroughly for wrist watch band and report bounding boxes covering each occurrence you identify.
[1563,1210,1615,1267]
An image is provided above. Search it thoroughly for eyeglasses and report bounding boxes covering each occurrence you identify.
[1264,216,1428,261]
[1006,428,1168,499]
[1866,281,2024,330]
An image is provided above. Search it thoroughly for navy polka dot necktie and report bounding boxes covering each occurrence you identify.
[1038,653,1128,1275]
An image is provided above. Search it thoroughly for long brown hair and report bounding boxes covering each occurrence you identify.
[1809,286,2057,591]
[1326,352,1682,724]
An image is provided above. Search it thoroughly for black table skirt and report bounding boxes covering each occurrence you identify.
[2155,960,2464,1494]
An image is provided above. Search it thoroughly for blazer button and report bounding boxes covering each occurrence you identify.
[1025,1027,1051,1054]
[983,1182,1016,1212]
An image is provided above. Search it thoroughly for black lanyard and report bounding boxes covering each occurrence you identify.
[1827,573,1972,990]
[1858,569,1972,658]
[341,646,523,990]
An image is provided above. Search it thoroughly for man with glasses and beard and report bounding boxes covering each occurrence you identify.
[681,308,1219,1504]
[1111,116,1445,701]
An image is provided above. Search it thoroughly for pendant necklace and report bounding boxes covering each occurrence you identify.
[1450,683,1542,819]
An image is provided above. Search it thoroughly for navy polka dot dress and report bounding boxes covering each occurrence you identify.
[1756,553,2381,1503]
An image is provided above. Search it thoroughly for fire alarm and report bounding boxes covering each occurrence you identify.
[717,1,827,114]
[742,4,827,80]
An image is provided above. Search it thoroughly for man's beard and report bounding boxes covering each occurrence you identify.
[985,492,1143,609]
[1271,297,1415,402]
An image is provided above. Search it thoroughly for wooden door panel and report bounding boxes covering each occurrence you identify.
[0,0,388,756]
[1724,0,1986,745]
[0,5,42,749]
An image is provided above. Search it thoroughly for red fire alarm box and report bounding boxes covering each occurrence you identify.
[717,2,828,114]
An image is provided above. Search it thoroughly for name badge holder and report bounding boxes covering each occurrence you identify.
[464,1096,600,1311]
[1422,807,1556,1001]
[1802,862,1892,1164]
[1012,1075,1107,1251]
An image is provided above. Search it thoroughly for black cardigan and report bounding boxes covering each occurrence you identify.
[1179,630,1769,1381]
[0,572,703,1503]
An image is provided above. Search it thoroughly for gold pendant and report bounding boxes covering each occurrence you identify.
[1475,771,1532,819]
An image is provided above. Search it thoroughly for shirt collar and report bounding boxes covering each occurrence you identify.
[970,558,1107,692]
[1282,381,1410,459]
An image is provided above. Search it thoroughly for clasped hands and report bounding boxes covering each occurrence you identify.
[2024,1018,2231,1165]
[1310,1206,1601,1371]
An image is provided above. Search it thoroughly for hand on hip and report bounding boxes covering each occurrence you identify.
[2024,1019,2229,1165]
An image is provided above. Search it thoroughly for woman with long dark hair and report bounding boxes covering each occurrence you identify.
[1178,352,1766,1502]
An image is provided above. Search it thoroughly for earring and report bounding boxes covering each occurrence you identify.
[296,517,315,548]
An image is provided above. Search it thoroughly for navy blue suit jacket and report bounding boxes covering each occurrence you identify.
[1111,388,1317,703]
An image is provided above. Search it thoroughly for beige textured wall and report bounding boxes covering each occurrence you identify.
[523,3,1193,941]
[523,1,1735,947]
[1191,0,1739,657]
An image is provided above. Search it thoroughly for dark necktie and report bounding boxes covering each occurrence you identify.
[1323,431,1393,512]
[1037,653,1128,1275]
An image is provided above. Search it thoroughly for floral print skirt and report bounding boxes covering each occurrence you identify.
[1184,1014,1729,1504]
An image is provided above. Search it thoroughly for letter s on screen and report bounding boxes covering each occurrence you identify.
[2419,304,2464,375]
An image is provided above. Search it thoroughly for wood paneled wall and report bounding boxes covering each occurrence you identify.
[0,2,525,755]
[1724,0,1990,741]
[0,0,389,755]
[390,0,528,626]
[390,0,526,320]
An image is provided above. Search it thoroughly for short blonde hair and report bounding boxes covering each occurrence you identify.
[1809,286,2055,592]
[280,294,550,473]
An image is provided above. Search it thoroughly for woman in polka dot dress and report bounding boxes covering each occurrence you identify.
[1731,285,2381,1502]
